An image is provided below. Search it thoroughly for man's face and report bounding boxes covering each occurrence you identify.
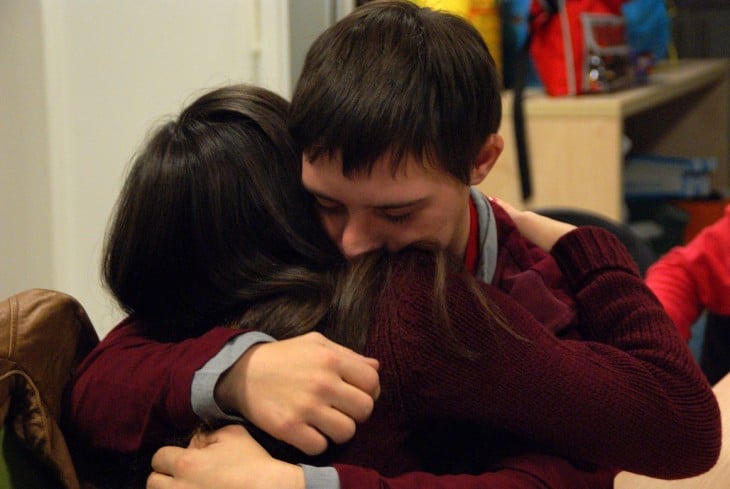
[302,151,472,261]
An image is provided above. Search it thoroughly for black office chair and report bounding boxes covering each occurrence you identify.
[533,207,658,276]
[700,314,730,385]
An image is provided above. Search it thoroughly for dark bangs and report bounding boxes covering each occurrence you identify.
[289,0,502,182]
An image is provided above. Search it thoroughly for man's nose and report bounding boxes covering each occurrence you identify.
[340,214,383,260]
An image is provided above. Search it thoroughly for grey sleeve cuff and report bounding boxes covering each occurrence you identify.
[191,331,276,425]
[300,465,340,489]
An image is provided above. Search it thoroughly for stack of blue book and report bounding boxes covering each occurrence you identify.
[624,154,718,199]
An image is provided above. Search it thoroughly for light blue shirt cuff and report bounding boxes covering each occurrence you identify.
[191,331,276,425]
[300,465,340,489]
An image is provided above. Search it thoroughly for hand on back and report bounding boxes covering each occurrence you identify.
[493,198,576,252]
[148,424,303,489]
[215,331,380,455]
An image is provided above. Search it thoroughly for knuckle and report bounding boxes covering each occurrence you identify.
[320,350,341,369]
[330,419,357,444]
[173,451,198,473]
[275,412,301,434]
[309,373,335,397]
[304,331,326,343]
[298,432,328,456]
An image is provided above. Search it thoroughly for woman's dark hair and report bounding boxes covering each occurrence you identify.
[103,84,348,341]
[290,0,502,182]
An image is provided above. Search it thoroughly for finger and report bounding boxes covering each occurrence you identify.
[151,446,187,475]
[489,196,512,212]
[305,405,357,445]
[146,471,174,489]
[310,337,380,399]
[278,422,329,456]
[339,357,381,400]
[326,380,376,422]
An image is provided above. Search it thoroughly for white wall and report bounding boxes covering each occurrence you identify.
[1,1,54,306]
[1,0,289,337]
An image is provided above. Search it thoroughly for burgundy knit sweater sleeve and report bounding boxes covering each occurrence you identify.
[336,453,614,489]
[372,227,720,480]
[64,318,244,453]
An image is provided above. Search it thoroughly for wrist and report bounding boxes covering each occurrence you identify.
[214,343,265,416]
[277,461,306,489]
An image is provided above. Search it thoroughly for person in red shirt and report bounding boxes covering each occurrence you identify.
[646,204,730,341]
[646,203,730,384]
[64,82,720,489]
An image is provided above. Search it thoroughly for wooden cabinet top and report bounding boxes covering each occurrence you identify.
[502,59,730,118]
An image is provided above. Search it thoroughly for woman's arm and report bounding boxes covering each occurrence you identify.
[645,204,730,340]
[383,226,720,479]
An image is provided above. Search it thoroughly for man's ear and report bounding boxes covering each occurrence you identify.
[470,134,503,185]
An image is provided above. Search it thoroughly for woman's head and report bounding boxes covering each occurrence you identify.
[103,84,340,339]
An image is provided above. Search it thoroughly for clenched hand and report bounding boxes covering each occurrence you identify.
[215,331,380,454]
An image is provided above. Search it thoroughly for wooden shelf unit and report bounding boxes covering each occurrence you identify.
[478,59,730,220]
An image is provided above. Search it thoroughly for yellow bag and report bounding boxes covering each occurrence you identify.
[412,0,503,77]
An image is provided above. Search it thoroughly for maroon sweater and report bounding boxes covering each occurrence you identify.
[64,228,720,487]
[325,228,720,483]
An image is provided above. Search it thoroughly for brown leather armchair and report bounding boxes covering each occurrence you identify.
[0,289,99,489]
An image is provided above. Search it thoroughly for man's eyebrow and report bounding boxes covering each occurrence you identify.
[307,190,341,203]
[307,189,428,210]
[375,197,429,210]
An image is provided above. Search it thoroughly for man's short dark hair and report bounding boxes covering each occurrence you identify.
[290,0,502,183]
